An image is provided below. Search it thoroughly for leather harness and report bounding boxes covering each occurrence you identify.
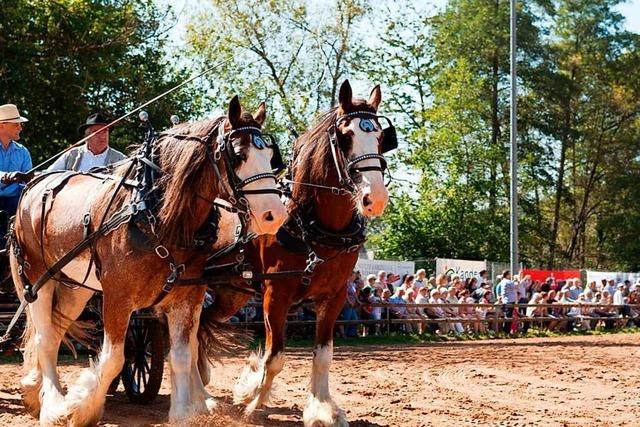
[194,110,397,294]
[10,117,280,307]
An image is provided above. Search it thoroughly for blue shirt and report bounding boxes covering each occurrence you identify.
[0,140,32,197]
[388,295,408,315]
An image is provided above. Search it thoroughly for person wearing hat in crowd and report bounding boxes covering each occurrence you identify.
[0,104,33,233]
[366,273,377,290]
[47,113,126,172]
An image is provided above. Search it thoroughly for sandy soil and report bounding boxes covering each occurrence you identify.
[1,333,639,426]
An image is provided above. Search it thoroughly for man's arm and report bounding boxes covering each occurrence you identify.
[0,147,34,184]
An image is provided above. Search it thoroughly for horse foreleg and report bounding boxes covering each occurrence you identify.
[166,298,209,421]
[188,302,218,413]
[234,288,288,414]
[62,297,130,427]
[303,297,348,427]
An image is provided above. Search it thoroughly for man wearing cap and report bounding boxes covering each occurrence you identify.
[0,104,33,223]
[47,113,126,172]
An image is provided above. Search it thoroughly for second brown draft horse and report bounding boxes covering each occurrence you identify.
[201,80,394,426]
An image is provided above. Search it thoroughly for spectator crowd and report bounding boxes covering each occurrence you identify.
[335,269,640,338]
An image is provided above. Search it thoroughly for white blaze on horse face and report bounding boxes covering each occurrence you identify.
[235,144,287,235]
[345,117,389,217]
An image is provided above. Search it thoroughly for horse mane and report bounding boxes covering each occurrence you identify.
[154,117,224,246]
[290,99,373,216]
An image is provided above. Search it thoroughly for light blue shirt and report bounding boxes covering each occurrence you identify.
[0,140,33,197]
[388,295,408,315]
[500,279,518,304]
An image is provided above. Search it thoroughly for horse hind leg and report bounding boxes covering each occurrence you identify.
[235,348,285,415]
[62,296,130,427]
[19,315,43,419]
[10,251,42,418]
[20,278,95,423]
[17,276,64,421]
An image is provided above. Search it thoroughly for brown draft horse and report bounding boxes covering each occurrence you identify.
[200,80,391,426]
[11,97,287,426]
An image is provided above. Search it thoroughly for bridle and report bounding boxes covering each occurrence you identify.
[163,121,283,224]
[328,110,397,193]
[180,110,400,293]
[284,110,398,196]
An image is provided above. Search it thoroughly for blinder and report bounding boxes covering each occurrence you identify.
[335,111,398,155]
[224,127,285,174]
[379,117,398,154]
[329,111,397,187]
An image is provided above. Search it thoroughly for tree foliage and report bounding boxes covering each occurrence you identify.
[0,0,197,162]
[186,0,366,142]
[364,0,640,270]
[4,0,639,270]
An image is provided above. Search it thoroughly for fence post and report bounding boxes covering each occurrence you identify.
[386,305,391,335]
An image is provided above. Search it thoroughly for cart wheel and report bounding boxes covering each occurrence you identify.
[121,318,164,404]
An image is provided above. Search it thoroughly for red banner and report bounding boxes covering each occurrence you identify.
[520,269,581,283]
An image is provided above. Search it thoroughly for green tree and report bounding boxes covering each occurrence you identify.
[0,0,197,163]
[366,0,551,264]
[186,0,366,140]
[541,0,640,269]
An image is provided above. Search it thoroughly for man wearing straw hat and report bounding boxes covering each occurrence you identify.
[47,112,126,172]
[0,104,33,212]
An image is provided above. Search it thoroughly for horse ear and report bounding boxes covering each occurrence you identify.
[338,79,353,110]
[254,101,267,125]
[227,95,242,127]
[368,85,382,111]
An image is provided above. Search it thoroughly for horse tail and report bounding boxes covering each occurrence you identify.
[197,304,251,385]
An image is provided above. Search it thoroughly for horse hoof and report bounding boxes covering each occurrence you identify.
[303,395,348,427]
[205,397,218,413]
[20,370,42,418]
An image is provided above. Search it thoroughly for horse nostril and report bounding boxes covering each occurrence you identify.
[363,195,373,207]
[263,211,274,222]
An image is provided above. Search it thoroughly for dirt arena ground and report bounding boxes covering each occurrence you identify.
[1,332,639,426]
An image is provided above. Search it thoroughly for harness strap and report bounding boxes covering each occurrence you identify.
[21,160,138,303]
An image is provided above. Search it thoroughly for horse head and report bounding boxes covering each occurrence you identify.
[218,96,287,236]
[334,79,391,218]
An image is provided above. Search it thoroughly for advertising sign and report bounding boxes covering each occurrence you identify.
[435,258,486,280]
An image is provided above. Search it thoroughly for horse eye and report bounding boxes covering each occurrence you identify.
[359,118,376,133]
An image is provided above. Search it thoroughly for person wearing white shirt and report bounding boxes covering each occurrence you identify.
[47,113,126,172]
[613,284,626,316]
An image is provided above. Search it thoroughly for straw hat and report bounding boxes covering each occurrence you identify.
[0,104,28,123]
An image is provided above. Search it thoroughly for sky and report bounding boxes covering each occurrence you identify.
[164,0,640,41]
